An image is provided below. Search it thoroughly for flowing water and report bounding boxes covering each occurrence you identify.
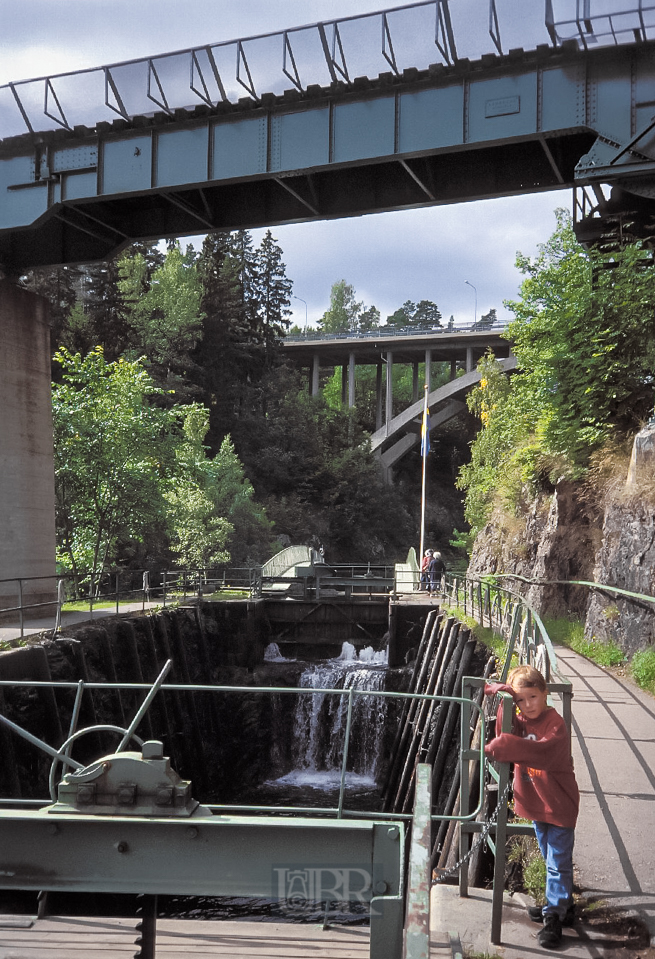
[163,642,394,923]
[261,641,390,801]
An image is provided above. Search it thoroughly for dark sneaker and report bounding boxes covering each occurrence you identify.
[538,914,563,949]
[529,902,575,926]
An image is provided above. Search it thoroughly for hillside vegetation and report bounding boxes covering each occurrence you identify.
[26,233,469,582]
[458,210,655,540]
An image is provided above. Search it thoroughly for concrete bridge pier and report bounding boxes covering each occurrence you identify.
[0,282,56,617]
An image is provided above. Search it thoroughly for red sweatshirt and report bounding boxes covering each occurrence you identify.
[484,682,579,829]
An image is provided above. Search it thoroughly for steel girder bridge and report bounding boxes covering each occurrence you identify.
[2,1,655,272]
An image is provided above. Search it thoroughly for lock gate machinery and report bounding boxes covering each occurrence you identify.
[0,660,408,959]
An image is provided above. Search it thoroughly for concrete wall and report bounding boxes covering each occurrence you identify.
[0,281,56,613]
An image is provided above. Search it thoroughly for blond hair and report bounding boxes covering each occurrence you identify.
[507,664,547,693]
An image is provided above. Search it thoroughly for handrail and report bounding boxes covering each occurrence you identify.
[0,679,488,825]
[0,562,403,640]
[434,572,560,679]
[0,565,262,639]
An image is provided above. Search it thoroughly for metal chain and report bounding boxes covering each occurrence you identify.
[432,775,513,884]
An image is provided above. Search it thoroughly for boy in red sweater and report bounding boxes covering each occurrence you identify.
[485,665,579,950]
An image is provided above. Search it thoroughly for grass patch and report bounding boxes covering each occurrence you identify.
[543,617,625,667]
[206,589,250,600]
[507,834,546,903]
[439,604,506,661]
[631,647,655,695]
[63,600,121,612]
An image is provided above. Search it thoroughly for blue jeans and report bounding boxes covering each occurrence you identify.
[533,821,575,919]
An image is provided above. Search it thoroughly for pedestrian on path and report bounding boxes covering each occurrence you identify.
[428,550,445,592]
[420,549,432,590]
[485,665,580,950]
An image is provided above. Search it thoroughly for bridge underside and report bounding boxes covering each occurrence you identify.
[0,132,595,272]
[2,38,655,271]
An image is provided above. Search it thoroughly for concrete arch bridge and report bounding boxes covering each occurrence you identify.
[283,322,516,472]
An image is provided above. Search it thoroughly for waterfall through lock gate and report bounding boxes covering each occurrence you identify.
[164,641,395,924]
[263,641,390,798]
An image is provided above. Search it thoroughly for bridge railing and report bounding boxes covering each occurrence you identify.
[1,0,538,141]
[284,319,510,342]
[546,0,655,48]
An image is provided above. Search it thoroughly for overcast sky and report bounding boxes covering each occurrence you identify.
[0,0,571,326]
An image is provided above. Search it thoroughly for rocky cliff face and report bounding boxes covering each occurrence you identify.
[467,426,655,656]
[585,426,655,654]
[468,480,598,617]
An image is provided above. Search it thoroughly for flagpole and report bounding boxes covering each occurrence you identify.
[419,383,429,566]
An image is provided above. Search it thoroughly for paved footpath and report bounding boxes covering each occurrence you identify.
[432,645,655,957]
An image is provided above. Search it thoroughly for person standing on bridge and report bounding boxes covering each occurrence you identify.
[484,665,579,950]
[428,550,445,592]
[420,550,432,590]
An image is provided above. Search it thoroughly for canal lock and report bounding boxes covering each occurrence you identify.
[0,598,495,920]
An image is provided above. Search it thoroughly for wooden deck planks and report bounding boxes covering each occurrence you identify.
[0,914,453,957]
[0,916,372,958]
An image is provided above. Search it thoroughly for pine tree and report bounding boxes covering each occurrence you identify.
[254,230,292,361]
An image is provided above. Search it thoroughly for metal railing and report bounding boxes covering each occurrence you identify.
[546,0,655,48]
[432,572,576,943]
[284,319,509,342]
[436,572,559,675]
[0,2,566,143]
[0,677,485,819]
[0,566,261,640]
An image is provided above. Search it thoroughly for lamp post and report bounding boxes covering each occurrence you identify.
[293,294,308,334]
[465,280,477,327]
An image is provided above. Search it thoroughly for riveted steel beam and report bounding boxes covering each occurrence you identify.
[0,810,404,959]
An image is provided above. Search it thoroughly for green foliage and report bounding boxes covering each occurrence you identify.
[544,617,625,666]
[477,307,497,329]
[386,298,441,329]
[458,210,655,536]
[118,242,204,400]
[53,347,178,579]
[52,347,272,580]
[456,350,524,534]
[449,528,475,552]
[507,836,546,903]
[630,647,655,694]
[239,367,413,561]
[319,279,364,333]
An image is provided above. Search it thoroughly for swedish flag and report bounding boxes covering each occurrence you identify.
[421,404,430,457]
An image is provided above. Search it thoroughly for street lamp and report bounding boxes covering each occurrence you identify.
[293,294,308,333]
[464,280,477,327]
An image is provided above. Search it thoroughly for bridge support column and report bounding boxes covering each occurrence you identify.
[376,362,383,431]
[450,358,457,380]
[348,352,355,408]
[341,363,347,405]
[412,361,419,403]
[424,349,432,391]
[0,281,56,616]
[385,351,393,431]
[466,347,474,373]
[311,354,320,396]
